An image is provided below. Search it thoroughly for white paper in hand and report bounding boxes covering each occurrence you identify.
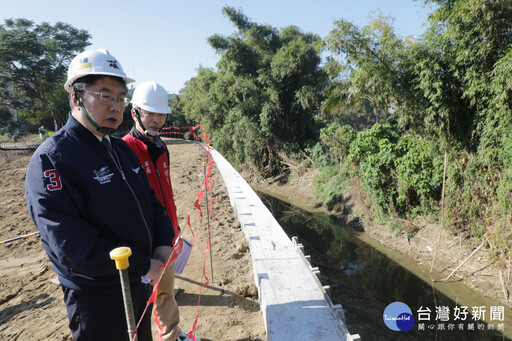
[174,236,192,275]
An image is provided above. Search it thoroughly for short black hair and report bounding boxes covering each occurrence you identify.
[71,74,127,92]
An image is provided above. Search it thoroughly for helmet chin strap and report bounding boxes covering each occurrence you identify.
[145,129,160,137]
[133,108,165,142]
[144,127,163,148]
[73,88,117,135]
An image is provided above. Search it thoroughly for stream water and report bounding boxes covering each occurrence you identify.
[256,190,511,341]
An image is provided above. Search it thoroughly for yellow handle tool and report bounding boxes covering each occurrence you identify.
[110,247,138,341]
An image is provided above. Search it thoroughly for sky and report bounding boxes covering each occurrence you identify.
[1,0,434,94]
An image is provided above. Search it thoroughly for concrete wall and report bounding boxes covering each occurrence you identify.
[209,147,360,341]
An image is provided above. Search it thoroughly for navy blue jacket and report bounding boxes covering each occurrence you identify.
[25,115,174,291]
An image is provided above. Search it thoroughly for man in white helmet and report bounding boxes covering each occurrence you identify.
[25,49,175,340]
[123,81,199,341]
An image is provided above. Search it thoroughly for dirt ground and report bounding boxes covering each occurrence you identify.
[0,140,265,341]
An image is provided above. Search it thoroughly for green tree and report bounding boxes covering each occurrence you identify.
[323,15,413,124]
[422,0,512,245]
[401,0,512,147]
[0,107,19,134]
[180,7,327,177]
[0,19,90,130]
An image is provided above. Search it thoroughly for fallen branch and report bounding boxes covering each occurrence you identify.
[0,231,40,245]
[508,255,511,284]
[499,270,509,302]
[444,240,486,281]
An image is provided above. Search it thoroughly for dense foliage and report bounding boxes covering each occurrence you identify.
[315,0,512,256]
[172,7,327,177]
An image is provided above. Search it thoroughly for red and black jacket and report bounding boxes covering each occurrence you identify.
[123,129,179,243]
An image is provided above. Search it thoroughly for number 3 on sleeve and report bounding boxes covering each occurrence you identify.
[44,169,63,191]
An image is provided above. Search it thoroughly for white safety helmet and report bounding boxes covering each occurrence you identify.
[64,49,135,92]
[131,81,171,114]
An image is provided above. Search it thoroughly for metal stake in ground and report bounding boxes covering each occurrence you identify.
[0,231,40,245]
[110,247,138,341]
[203,161,214,284]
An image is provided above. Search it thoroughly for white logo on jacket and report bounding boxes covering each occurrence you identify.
[144,161,151,174]
[93,166,114,184]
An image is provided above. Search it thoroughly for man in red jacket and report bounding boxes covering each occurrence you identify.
[123,81,198,341]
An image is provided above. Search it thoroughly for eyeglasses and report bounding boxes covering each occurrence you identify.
[82,91,130,107]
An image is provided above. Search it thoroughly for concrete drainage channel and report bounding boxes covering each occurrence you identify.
[209,146,361,341]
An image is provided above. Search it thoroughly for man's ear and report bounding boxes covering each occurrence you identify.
[70,88,80,108]
[131,108,140,120]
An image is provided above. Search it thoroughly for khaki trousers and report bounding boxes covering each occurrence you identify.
[154,261,182,340]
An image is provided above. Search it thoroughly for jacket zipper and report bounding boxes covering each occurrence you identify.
[108,149,153,252]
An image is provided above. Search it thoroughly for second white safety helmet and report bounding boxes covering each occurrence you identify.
[64,49,135,92]
[131,81,171,114]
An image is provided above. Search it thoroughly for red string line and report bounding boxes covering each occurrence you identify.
[130,125,214,340]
